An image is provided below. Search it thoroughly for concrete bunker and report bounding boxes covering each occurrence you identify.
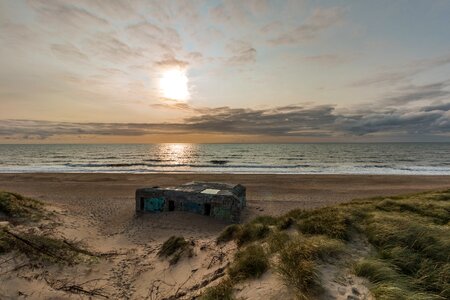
[135,181,246,223]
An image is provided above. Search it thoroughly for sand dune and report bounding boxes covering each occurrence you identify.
[0,174,449,299]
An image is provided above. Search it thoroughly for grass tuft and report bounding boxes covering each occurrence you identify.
[158,236,193,265]
[228,244,269,281]
[296,207,351,240]
[276,235,344,299]
[0,227,96,264]
[217,222,270,247]
[236,223,270,246]
[200,279,234,300]
[0,191,44,222]
[216,224,242,244]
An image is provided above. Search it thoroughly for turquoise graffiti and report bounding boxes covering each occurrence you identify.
[144,197,165,212]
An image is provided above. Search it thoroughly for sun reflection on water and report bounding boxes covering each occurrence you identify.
[159,144,196,168]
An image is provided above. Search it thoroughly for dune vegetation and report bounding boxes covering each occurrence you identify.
[204,189,450,300]
[0,191,96,265]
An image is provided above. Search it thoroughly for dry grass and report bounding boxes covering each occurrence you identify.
[213,188,450,299]
[228,244,269,281]
[158,236,194,265]
[0,191,44,222]
[200,279,234,300]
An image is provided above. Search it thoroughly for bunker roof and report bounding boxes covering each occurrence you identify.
[138,181,244,197]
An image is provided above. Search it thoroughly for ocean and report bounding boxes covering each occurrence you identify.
[0,143,449,175]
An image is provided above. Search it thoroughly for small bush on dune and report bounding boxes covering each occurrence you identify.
[229,244,269,281]
[236,223,270,246]
[250,215,279,226]
[0,228,95,264]
[296,207,351,240]
[200,279,234,300]
[284,209,306,220]
[277,239,318,299]
[277,216,295,230]
[216,224,242,244]
[217,222,270,247]
[354,258,443,300]
[0,191,43,221]
[276,235,344,299]
[158,236,188,257]
[158,236,193,265]
[267,231,290,253]
[354,258,406,285]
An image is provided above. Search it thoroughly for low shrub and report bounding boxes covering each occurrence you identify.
[229,244,269,281]
[217,224,242,244]
[0,191,43,221]
[276,235,344,299]
[236,223,270,246]
[267,231,290,253]
[296,207,351,240]
[200,279,234,300]
[158,236,193,265]
[0,228,95,264]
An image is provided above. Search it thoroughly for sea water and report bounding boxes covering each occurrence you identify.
[0,143,449,175]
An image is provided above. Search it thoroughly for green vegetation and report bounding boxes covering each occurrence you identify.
[354,191,450,299]
[0,191,44,222]
[228,244,269,281]
[0,191,96,265]
[0,228,96,264]
[216,224,242,244]
[204,189,450,300]
[216,223,270,246]
[276,235,345,299]
[158,236,194,265]
[200,279,234,300]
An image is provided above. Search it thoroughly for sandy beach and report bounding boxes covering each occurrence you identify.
[1,173,449,299]
[1,173,449,239]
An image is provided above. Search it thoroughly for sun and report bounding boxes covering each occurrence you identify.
[159,67,190,101]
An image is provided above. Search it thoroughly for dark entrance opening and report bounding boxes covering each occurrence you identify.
[204,203,211,216]
[140,197,144,210]
[169,200,175,211]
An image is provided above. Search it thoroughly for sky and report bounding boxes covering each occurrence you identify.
[0,0,450,143]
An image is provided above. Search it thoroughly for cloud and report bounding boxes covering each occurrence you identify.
[302,54,345,65]
[84,33,142,63]
[2,101,449,139]
[269,7,344,45]
[422,102,450,112]
[226,40,257,65]
[126,21,182,54]
[51,43,89,62]
[27,0,109,30]
[352,54,450,87]
[155,57,189,70]
[383,81,450,105]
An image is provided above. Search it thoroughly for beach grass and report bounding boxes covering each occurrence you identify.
[207,189,450,299]
[0,191,44,222]
[200,279,234,300]
[228,244,269,281]
[158,236,194,265]
[0,191,97,265]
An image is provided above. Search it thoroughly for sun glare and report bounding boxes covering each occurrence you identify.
[159,68,190,101]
